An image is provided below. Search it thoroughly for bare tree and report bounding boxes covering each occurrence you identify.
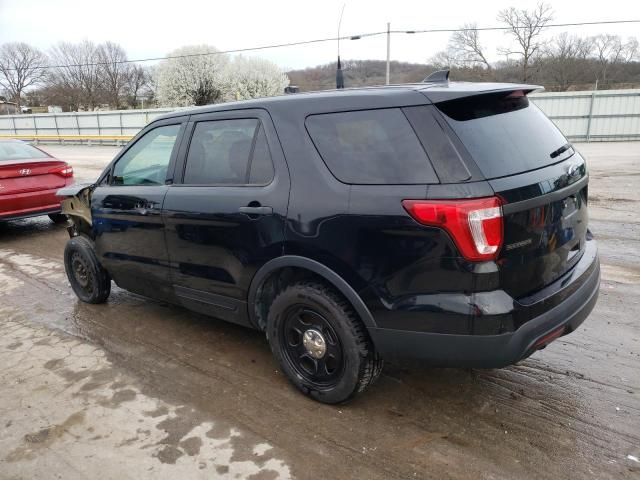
[0,43,48,108]
[592,34,639,86]
[542,33,594,90]
[48,41,103,110]
[124,64,152,108]
[429,49,460,69]
[626,37,639,62]
[449,24,492,70]
[497,2,553,82]
[97,41,130,108]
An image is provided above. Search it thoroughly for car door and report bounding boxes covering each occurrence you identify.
[162,109,290,327]
[92,117,187,300]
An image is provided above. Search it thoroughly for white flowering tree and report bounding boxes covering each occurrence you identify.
[222,55,290,101]
[156,45,229,106]
[155,46,289,107]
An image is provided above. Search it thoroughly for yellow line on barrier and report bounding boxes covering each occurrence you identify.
[0,134,133,141]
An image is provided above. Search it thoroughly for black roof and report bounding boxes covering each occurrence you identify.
[155,82,543,121]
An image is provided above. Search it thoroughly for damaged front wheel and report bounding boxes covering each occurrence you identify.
[64,236,111,304]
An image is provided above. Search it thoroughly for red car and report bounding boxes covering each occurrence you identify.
[0,139,74,223]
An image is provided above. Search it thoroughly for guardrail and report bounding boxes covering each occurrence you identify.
[1,90,639,143]
[0,108,176,145]
[0,134,133,145]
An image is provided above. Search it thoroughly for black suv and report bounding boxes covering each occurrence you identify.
[59,79,600,403]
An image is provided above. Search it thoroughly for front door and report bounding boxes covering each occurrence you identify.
[92,120,185,300]
[162,109,290,326]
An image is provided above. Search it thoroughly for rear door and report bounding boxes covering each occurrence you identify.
[163,109,289,326]
[433,90,589,298]
[91,118,186,300]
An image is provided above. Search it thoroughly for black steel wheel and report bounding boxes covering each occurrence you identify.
[267,281,383,404]
[70,251,94,295]
[280,306,345,387]
[64,236,111,304]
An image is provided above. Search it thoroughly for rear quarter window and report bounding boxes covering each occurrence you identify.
[305,108,439,185]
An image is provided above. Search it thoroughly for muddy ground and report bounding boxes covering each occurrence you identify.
[1,143,639,479]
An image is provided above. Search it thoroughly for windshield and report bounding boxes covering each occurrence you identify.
[0,141,49,162]
[436,92,572,179]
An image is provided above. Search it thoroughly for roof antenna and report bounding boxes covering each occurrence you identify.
[336,3,346,89]
[423,69,450,83]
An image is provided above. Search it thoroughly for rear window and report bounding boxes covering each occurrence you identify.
[0,142,49,162]
[437,92,571,179]
[305,108,438,184]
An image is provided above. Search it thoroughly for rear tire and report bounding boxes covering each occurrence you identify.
[64,236,111,304]
[48,213,68,224]
[267,281,383,404]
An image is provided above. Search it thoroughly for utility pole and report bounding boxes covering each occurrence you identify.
[386,22,391,85]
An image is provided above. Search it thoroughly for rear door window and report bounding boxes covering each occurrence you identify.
[183,119,274,185]
[305,108,439,184]
[436,92,571,179]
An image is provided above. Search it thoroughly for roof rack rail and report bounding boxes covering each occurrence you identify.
[423,69,450,83]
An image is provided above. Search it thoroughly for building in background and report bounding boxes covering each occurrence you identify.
[0,99,19,115]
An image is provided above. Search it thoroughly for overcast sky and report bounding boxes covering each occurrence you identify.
[1,0,639,71]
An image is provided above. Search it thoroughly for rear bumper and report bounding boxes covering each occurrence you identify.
[0,206,62,221]
[0,187,64,221]
[368,240,600,368]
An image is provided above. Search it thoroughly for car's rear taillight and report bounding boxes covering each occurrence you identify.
[50,164,74,178]
[402,197,504,261]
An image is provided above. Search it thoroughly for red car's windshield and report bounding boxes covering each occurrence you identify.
[0,142,50,162]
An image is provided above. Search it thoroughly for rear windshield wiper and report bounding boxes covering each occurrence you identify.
[550,142,573,159]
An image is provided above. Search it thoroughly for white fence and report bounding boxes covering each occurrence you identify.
[530,89,640,142]
[1,88,639,143]
[0,108,176,140]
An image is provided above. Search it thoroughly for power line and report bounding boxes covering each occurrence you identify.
[399,18,640,34]
[5,18,640,72]
[21,32,386,71]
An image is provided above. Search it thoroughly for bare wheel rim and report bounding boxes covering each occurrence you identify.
[71,252,94,295]
[280,305,345,387]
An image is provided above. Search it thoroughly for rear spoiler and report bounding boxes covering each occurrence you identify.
[420,83,544,103]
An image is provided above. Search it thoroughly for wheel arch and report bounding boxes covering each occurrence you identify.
[248,255,377,331]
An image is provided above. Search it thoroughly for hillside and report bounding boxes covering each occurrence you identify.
[286,59,640,92]
[287,60,435,91]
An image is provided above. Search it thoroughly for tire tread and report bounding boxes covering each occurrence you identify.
[64,235,111,304]
[268,280,383,403]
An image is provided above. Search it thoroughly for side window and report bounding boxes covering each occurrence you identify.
[305,108,439,185]
[403,106,472,182]
[112,124,180,186]
[248,125,275,184]
[183,119,275,185]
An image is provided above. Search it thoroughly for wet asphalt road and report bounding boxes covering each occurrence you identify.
[1,143,639,479]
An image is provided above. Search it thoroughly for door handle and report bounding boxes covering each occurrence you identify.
[239,205,273,215]
[134,202,155,215]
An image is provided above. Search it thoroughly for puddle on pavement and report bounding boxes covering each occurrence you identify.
[1,222,639,479]
[0,315,292,479]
